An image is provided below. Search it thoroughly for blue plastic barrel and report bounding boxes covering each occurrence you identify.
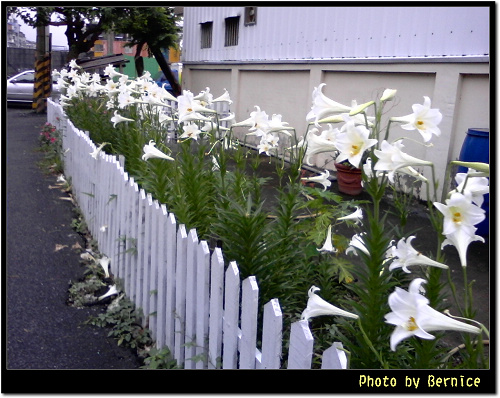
[457,128,489,236]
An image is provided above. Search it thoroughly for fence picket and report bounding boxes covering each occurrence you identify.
[184,228,199,369]
[222,262,240,369]
[148,199,162,340]
[141,193,154,328]
[135,189,147,315]
[164,212,177,352]
[195,240,210,369]
[259,299,282,369]
[126,179,140,301]
[321,342,347,369]
[287,320,314,369]
[239,276,259,369]
[174,224,188,366]
[208,248,224,369]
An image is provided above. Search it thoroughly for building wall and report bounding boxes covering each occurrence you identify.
[183,7,489,62]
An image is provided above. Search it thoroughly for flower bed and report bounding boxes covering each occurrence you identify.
[52,61,489,369]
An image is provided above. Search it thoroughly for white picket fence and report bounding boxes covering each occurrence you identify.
[47,99,347,369]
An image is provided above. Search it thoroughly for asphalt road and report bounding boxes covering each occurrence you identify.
[5,105,142,392]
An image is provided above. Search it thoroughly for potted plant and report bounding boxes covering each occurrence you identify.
[334,160,363,195]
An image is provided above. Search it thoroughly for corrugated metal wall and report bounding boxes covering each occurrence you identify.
[183,6,489,62]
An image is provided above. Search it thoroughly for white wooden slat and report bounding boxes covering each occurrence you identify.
[174,224,188,365]
[287,320,314,369]
[106,157,120,268]
[164,211,177,352]
[195,240,210,369]
[222,261,240,369]
[259,298,282,369]
[141,193,154,328]
[148,199,162,340]
[184,228,199,369]
[321,342,347,369]
[114,167,126,280]
[208,247,224,369]
[155,206,172,349]
[134,189,147,314]
[239,276,259,369]
[121,177,139,296]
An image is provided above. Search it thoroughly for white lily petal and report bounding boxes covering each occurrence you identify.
[301,286,358,321]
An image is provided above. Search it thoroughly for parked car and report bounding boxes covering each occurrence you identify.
[7,70,60,102]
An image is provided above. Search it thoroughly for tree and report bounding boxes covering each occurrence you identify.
[8,6,117,62]
[112,7,182,96]
[9,6,182,96]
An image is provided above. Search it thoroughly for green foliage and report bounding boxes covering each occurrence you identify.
[141,347,179,369]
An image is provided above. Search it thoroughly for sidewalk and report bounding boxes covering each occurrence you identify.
[5,106,141,390]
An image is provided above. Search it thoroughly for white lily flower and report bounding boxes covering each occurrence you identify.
[380,88,397,102]
[440,227,485,268]
[396,166,428,183]
[211,89,233,104]
[103,64,124,79]
[303,128,338,166]
[301,286,358,321]
[374,140,433,183]
[306,83,352,126]
[257,139,274,156]
[177,90,217,121]
[301,169,331,192]
[267,114,294,135]
[80,252,95,262]
[387,236,449,273]
[390,96,442,142]
[98,256,110,278]
[98,285,119,301]
[219,112,235,122]
[179,122,202,141]
[385,278,480,351]
[337,206,363,225]
[335,121,378,168]
[193,87,213,106]
[434,192,486,267]
[317,225,337,252]
[346,233,370,256]
[434,192,485,237]
[142,140,174,161]
[69,59,80,70]
[110,111,134,128]
[452,170,489,207]
[90,142,108,159]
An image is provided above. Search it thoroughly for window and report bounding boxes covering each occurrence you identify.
[200,21,213,49]
[224,16,240,47]
[244,7,257,26]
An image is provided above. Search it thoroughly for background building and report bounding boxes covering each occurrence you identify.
[181,6,490,191]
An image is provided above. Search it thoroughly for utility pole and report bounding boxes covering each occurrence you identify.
[33,8,51,113]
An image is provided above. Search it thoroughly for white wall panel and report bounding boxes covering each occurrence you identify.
[183,6,489,62]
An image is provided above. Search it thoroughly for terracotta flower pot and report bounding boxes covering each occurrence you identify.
[334,162,363,195]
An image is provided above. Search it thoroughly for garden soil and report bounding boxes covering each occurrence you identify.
[4,105,491,383]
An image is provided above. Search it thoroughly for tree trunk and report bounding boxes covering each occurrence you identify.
[149,45,181,97]
[134,42,145,77]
